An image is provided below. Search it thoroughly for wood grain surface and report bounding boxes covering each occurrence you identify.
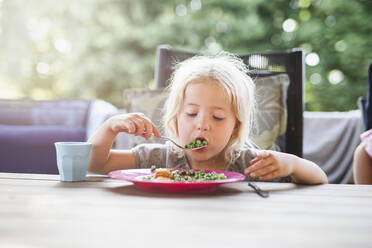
[1,173,371,248]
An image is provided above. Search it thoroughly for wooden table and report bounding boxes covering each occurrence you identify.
[1,173,372,248]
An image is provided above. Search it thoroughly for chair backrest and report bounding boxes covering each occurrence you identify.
[154,44,304,157]
[358,96,367,131]
[360,62,372,131]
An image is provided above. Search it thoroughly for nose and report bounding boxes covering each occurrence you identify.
[196,115,210,131]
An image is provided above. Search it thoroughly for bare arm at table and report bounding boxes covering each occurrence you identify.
[288,154,328,184]
[88,113,161,174]
[245,150,328,184]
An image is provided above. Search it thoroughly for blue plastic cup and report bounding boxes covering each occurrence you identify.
[54,142,92,182]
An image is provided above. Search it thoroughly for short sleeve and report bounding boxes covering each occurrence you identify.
[131,143,168,169]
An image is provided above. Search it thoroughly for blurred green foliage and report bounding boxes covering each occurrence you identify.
[0,0,371,110]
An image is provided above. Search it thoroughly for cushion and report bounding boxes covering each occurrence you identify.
[250,74,289,150]
[122,74,289,150]
[0,125,86,174]
[123,88,168,147]
[0,99,91,127]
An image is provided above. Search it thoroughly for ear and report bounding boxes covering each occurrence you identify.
[175,117,179,136]
[232,121,239,135]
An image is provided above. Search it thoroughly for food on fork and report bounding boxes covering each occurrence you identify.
[185,138,208,149]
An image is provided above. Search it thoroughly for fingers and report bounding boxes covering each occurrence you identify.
[249,157,260,166]
[251,165,276,179]
[245,150,292,181]
[258,170,281,181]
[253,150,271,159]
[131,117,146,136]
[245,152,273,174]
[136,115,162,139]
[152,125,162,138]
[245,161,275,178]
[245,151,279,180]
[117,113,161,139]
[139,114,161,138]
[142,119,153,139]
[246,163,279,181]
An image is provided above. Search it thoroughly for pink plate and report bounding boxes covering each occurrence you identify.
[108,168,245,192]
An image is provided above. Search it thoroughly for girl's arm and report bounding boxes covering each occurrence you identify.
[353,142,372,184]
[244,150,328,184]
[88,113,161,174]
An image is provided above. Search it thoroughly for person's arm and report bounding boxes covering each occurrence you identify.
[353,142,372,184]
[287,154,328,184]
[88,113,161,174]
[244,150,328,184]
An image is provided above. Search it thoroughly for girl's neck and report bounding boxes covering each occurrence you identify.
[186,154,227,171]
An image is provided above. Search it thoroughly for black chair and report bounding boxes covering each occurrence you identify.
[358,62,372,131]
[154,44,305,157]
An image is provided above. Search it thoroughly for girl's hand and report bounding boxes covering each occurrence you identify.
[108,113,161,140]
[244,150,294,181]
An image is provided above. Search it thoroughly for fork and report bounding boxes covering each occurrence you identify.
[160,136,206,150]
[121,126,205,151]
[248,182,270,198]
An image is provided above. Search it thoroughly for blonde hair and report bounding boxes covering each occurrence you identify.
[162,52,256,164]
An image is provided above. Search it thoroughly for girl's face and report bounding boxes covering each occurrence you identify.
[177,77,237,167]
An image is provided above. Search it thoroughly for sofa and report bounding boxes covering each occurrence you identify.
[0,99,117,174]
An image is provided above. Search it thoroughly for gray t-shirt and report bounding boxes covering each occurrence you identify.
[132,143,291,182]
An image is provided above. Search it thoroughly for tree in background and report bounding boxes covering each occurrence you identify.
[0,0,371,110]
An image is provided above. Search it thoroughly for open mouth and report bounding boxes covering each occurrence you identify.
[185,137,208,149]
[195,136,207,143]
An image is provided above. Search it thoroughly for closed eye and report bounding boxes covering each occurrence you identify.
[186,113,197,117]
[214,116,224,121]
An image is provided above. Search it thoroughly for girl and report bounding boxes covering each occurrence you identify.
[88,54,327,184]
[353,130,372,184]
